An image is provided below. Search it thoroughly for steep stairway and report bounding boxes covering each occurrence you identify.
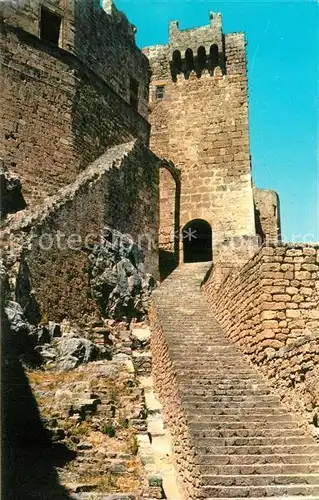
[152,262,319,499]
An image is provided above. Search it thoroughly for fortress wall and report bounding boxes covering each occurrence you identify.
[203,243,319,426]
[73,0,150,118]
[1,0,149,118]
[1,25,150,206]
[3,140,159,324]
[149,300,202,500]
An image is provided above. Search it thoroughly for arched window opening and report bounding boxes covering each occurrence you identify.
[197,46,207,69]
[185,48,194,71]
[183,219,212,263]
[172,50,182,72]
[210,44,219,68]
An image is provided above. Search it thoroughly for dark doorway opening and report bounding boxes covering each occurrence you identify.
[40,6,62,46]
[183,219,212,263]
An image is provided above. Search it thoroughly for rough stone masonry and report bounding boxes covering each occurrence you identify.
[1,2,318,499]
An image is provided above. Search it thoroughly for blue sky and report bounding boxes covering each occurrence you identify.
[117,0,318,241]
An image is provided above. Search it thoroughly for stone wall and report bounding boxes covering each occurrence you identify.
[1,24,150,206]
[149,300,201,500]
[2,140,159,324]
[144,16,256,263]
[254,187,281,243]
[203,243,319,426]
[1,0,149,117]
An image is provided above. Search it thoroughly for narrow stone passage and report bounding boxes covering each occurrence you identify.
[151,263,319,499]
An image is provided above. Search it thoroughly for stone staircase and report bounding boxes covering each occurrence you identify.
[151,262,319,499]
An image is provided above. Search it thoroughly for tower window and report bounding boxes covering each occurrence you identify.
[185,48,194,71]
[172,50,182,72]
[155,86,165,100]
[40,6,62,46]
[197,46,207,69]
[210,44,219,67]
[130,77,139,111]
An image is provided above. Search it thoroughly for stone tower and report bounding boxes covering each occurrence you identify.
[144,13,280,271]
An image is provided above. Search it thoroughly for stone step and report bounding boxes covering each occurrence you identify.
[207,497,319,500]
[202,483,319,498]
[177,371,263,379]
[195,454,319,466]
[179,380,269,389]
[181,388,273,397]
[200,463,319,476]
[174,360,246,367]
[175,352,243,357]
[202,473,319,487]
[185,395,280,404]
[194,436,314,447]
[170,349,240,355]
[171,347,239,352]
[192,428,305,439]
[186,407,287,417]
[188,413,292,423]
[189,421,297,431]
[177,369,259,377]
[184,401,281,410]
[179,374,261,381]
[195,445,319,456]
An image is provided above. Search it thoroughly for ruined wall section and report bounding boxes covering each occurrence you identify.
[1,25,150,205]
[254,187,281,243]
[1,0,149,117]
[203,243,319,427]
[2,140,159,323]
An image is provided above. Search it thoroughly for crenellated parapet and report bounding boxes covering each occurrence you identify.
[144,12,247,84]
[169,13,222,55]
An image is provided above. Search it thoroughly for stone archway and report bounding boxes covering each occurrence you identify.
[183,219,212,263]
[159,160,181,280]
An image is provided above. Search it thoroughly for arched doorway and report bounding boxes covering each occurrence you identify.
[159,161,181,280]
[183,219,212,263]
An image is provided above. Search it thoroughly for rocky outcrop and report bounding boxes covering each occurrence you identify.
[3,295,105,370]
[89,229,156,321]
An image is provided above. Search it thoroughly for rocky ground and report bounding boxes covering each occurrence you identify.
[26,355,154,498]
[3,296,166,499]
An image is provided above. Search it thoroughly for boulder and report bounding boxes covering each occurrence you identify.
[36,326,50,345]
[89,228,156,321]
[56,337,100,371]
[4,300,29,335]
[48,322,61,339]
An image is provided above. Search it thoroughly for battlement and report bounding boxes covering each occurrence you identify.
[144,13,247,82]
[169,12,223,54]
[168,13,224,77]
